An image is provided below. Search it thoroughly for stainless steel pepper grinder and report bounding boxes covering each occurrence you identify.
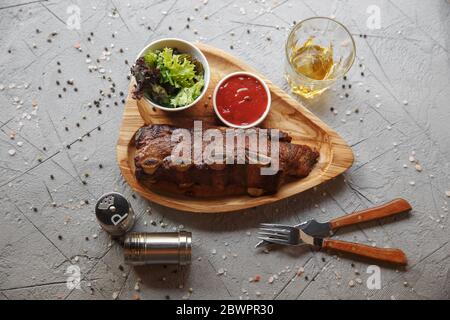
[124,232,192,266]
[95,192,135,237]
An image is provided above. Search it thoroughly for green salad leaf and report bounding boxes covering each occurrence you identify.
[143,51,158,67]
[157,48,197,88]
[170,78,205,107]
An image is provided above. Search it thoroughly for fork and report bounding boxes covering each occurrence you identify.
[258,224,407,265]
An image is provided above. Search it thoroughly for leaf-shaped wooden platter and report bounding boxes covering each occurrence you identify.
[116,43,353,213]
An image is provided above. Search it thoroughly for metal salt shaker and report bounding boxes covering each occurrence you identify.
[124,232,192,266]
[95,192,135,237]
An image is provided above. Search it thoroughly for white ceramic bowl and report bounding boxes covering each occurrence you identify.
[212,71,271,129]
[135,38,210,112]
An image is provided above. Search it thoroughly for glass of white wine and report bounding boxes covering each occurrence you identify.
[285,17,356,99]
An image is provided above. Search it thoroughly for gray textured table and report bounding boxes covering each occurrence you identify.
[0,0,449,300]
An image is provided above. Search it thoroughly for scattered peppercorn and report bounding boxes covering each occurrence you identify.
[58,235,63,240]
[33,207,38,212]
[50,174,54,180]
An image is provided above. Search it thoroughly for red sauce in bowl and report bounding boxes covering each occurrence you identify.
[215,74,269,127]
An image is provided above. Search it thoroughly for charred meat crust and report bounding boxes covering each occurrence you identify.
[134,124,318,197]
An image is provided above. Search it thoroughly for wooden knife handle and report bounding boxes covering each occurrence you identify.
[322,239,407,265]
[329,198,411,231]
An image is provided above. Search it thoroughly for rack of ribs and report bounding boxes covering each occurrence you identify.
[134,124,319,197]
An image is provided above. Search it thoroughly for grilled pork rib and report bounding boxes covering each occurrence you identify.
[134,124,319,197]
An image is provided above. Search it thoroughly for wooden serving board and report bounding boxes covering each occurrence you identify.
[116,43,353,213]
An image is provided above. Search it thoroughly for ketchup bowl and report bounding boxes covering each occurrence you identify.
[213,72,271,129]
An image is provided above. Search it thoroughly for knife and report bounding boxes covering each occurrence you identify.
[255,198,411,248]
[298,228,407,265]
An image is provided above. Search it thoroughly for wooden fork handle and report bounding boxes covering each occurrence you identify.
[322,239,407,265]
[329,198,411,231]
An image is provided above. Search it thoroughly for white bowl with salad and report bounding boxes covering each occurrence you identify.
[132,38,210,112]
